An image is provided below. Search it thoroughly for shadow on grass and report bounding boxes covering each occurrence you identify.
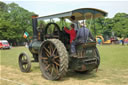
[30,64,98,81]
[31,65,40,72]
[60,70,98,81]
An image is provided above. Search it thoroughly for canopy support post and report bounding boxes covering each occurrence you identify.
[93,13,96,37]
[94,18,96,36]
[89,15,93,30]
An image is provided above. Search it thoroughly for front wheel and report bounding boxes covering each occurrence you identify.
[19,52,31,72]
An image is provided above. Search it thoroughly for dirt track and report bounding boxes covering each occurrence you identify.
[0,65,128,85]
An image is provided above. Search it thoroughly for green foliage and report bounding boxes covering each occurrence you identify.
[0,1,7,12]
[38,20,46,29]
[56,20,71,30]
[0,1,128,44]
[113,13,128,37]
[86,13,128,39]
[0,1,35,45]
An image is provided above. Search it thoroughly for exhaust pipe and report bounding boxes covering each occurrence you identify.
[32,15,38,40]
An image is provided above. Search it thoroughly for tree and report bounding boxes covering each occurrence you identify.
[8,3,34,42]
[113,13,128,38]
[86,13,128,39]
[0,1,7,12]
[0,1,35,45]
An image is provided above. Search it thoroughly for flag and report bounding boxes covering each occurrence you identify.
[23,32,29,38]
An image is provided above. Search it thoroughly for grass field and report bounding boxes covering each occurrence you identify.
[0,45,128,85]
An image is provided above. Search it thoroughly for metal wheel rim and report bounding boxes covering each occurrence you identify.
[40,41,60,79]
[19,53,31,72]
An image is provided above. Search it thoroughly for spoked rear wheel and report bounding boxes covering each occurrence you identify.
[39,39,68,80]
[19,52,31,72]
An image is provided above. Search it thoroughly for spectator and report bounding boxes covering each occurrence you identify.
[122,38,124,45]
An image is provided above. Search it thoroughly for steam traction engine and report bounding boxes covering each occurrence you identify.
[18,8,107,80]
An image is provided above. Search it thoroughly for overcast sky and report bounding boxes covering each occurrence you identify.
[1,0,128,18]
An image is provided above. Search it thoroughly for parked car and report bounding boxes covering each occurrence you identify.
[0,40,11,49]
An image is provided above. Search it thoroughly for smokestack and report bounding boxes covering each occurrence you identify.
[32,15,38,40]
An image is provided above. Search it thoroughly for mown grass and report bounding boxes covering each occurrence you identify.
[0,45,128,85]
[0,47,31,67]
[1,45,128,70]
[99,45,128,69]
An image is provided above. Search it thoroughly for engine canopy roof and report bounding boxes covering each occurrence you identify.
[38,8,108,21]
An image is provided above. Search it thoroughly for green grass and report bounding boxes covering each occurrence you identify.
[97,45,128,85]
[0,47,31,68]
[0,45,128,85]
[1,45,128,70]
[0,46,40,72]
[98,45,128,69]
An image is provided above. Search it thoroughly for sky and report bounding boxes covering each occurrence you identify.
[1,0,128,18]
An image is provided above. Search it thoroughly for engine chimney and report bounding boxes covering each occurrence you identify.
[32,15,38,40]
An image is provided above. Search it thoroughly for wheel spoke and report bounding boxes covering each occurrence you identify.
[49,43,53,55]
[53,64,59,74]
[55,65,59,74]
[42,60,49,67]
[45,51,50,57]
[45,64,50,70]
[43,46,50,56]
[21,60,27,65]
[43,60,48,64]
[54,61,59,66]
[52,48,57,55]
[40,57,48,60]
[54,56,59,59]
[51,64,54,76]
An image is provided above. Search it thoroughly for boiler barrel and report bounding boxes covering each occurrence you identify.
[29,41,42,54]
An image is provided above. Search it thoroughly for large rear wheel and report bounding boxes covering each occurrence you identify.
[39,39,68,80]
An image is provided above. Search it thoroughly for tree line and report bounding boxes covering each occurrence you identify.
[0,1,34,45]
[86,13,128,40]
[0,1,128,45]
